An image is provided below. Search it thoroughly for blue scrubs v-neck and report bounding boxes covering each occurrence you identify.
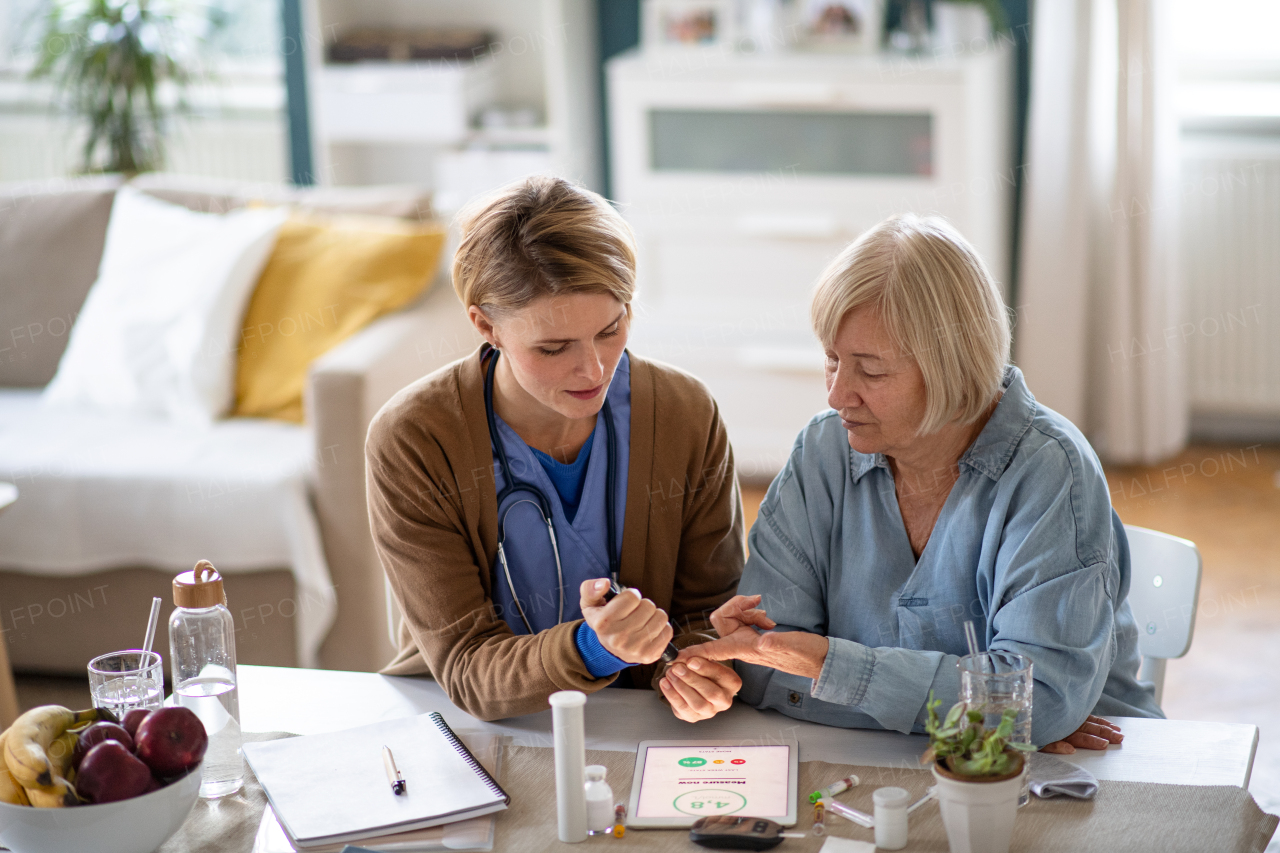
[489,353,631,635]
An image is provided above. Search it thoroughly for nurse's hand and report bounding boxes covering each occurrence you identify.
[660,657,741,722]
[678,626,830,681]
[580,579,674,665]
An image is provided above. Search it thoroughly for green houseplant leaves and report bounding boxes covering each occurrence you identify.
[30,0,205,174]
[922,691,1037,778]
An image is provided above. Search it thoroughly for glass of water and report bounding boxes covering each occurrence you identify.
[88,650,164,717]
[959,651,1033,806]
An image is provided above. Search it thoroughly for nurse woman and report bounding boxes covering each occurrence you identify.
[366,176,747,721]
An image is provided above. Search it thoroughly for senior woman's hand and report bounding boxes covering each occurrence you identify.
[1040,715,1124,754]
[678,624,831,681]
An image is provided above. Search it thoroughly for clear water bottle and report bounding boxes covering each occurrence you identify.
[169,560,243,799]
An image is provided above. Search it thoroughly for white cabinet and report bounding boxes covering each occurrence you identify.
[304,0,600,202]
[607,47,1014,480]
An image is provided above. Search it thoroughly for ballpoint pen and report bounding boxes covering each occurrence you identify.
[383,745,406,795]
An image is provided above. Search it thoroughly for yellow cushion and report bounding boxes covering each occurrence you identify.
[233,213,446,422]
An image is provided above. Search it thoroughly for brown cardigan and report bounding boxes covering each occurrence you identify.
[366,347,744,720]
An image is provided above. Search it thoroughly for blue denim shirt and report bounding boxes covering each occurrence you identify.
[737,366,1163,745]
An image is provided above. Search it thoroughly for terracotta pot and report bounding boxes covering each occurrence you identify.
[931,753,1026,853]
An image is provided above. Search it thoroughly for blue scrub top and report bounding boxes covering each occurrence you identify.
[489,353,631,635]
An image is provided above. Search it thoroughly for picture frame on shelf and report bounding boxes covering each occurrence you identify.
[642,0,738,53]
[801,0,882,52]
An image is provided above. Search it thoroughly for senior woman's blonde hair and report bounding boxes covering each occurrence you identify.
[452,175,636,316]
[811,214,1011,436]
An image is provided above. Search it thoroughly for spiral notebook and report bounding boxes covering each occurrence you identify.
[243,712,510,849]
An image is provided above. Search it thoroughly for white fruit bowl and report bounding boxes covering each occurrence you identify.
[0,762,202,853]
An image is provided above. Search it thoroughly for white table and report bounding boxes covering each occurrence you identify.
[238,666,1259,789]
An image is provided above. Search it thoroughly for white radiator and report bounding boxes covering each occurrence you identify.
[1181,135,1280,415]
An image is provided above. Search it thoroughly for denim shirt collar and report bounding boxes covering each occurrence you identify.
[848,366,1036,485]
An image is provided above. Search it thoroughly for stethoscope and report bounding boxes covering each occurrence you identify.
[484,346,620,635]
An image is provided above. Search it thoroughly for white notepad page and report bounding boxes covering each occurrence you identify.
[243,713,508,848]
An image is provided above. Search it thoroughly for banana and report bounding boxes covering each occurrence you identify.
[4,706,100,793]
[24,777,78,808]
[46,731,77,781]
[0,732,30,806]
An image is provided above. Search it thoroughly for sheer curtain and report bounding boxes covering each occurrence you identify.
[1015,0,1186,464]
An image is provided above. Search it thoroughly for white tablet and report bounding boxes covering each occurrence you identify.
[625,740,799,829]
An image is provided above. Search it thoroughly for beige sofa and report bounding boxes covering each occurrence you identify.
[0,173,477,675]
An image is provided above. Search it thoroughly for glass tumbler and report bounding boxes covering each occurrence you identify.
[88,650,164,717]
[958,651,1033,806]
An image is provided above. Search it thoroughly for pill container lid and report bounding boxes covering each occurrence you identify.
[873,787,911,807]
[173,560,227,608]
[585,765,607,781]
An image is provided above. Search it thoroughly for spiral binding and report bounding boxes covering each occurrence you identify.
[429,712,511,804]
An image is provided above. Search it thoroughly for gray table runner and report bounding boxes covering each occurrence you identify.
[160,737,1277,853]
[496,747,1278,853]
[158,731,295,853]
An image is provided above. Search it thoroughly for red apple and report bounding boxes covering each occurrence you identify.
[121,709,151,739]
[72,722,134,771]
[142,776,161,794]
[77,741,152,804]
[134,707,207,777]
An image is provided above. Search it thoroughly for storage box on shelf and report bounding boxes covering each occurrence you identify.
[607,45,1014,480]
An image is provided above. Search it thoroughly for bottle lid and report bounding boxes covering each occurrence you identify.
[585,765,606,781]
[173,560,227,608]
[873,787,910,808]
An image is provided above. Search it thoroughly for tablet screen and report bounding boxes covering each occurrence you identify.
[634,745,791,820]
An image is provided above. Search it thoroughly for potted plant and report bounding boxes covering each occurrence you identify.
[922,693,1036,853]
[29,0,205,175]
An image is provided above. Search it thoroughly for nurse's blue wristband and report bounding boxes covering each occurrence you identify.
[575,622,630,678]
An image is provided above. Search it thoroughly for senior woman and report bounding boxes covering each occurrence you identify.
[673,214,1162,751]
[366,176,745,722]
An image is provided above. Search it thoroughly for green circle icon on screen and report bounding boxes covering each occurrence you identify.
[673,790,747,816]
[678,757,707,767]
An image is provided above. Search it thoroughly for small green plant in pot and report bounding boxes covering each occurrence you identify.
[922,694,1036,853]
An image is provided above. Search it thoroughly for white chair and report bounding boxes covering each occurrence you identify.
[1123,525,1203,706]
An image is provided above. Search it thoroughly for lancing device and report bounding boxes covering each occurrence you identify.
[382,745,406,795]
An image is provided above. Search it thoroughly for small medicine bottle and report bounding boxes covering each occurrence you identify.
[584,765,614,834]
[873,786,910,850]
[169,560,243,799]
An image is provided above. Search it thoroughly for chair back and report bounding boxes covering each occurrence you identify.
[1124,525,1202,661]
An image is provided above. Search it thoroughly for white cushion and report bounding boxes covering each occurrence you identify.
[42,187,287,423]
[0,389,335,667]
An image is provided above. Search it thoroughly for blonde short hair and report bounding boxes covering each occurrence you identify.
[452,175,637,316]
[810,214,1011,435]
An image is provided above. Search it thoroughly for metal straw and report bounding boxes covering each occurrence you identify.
[963,620,980,659]
[141,596,162,656]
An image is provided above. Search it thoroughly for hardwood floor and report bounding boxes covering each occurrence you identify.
[742,442,1280,840]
